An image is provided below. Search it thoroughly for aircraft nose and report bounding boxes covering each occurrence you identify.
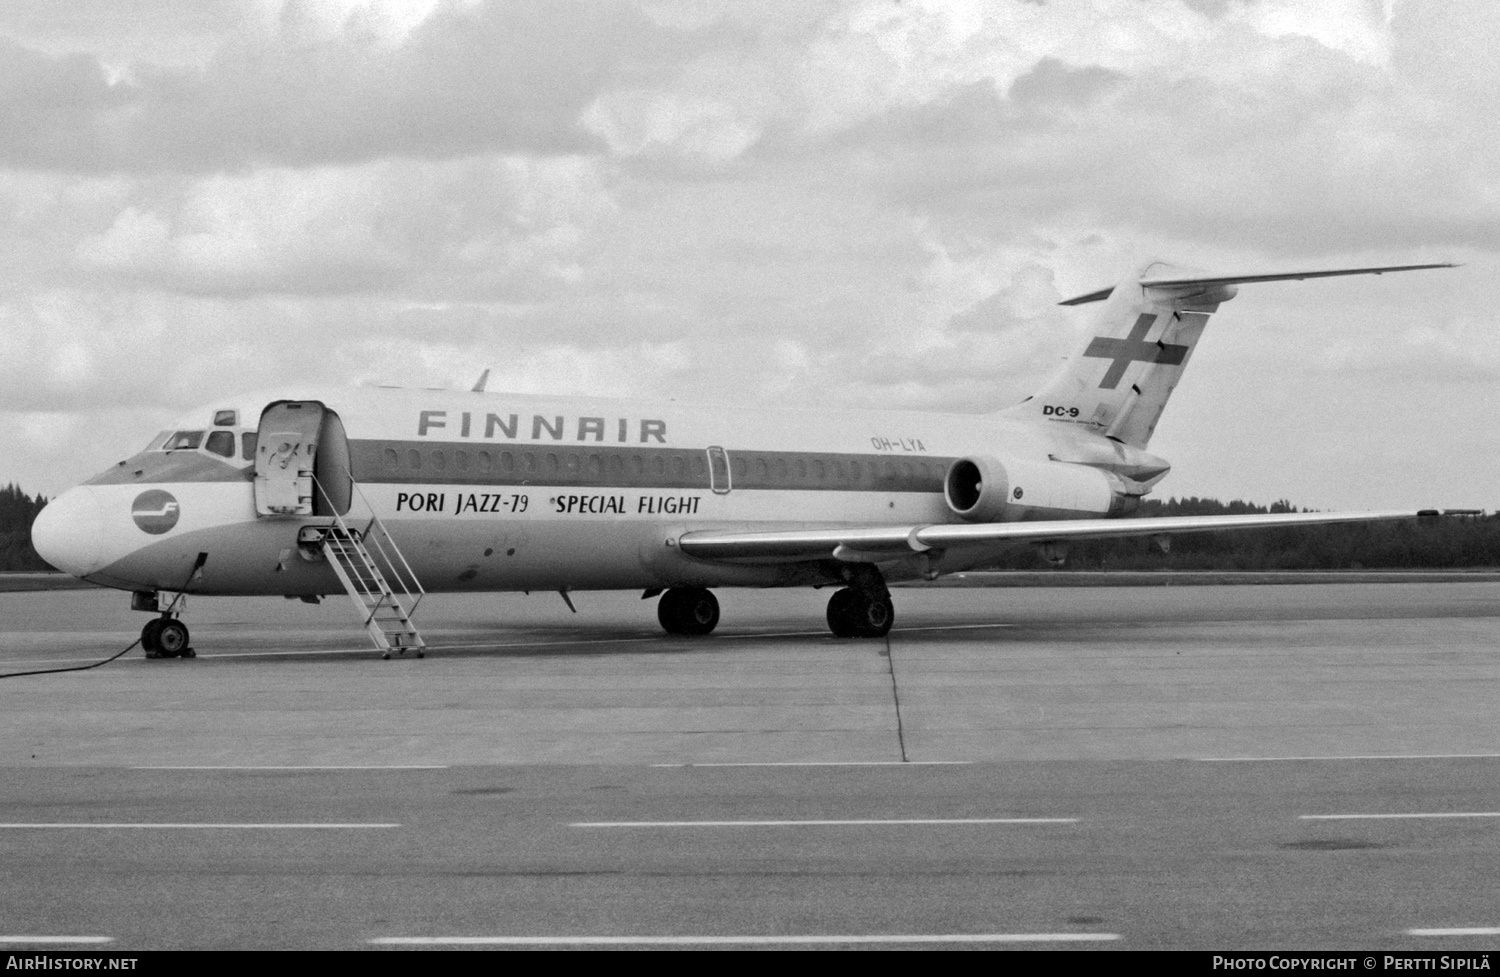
[32,487,105,577]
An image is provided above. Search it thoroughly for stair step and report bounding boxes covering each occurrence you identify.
[320,497,425,658]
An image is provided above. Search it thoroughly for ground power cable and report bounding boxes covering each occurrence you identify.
[0,636,143,680]
[0,554,206,680]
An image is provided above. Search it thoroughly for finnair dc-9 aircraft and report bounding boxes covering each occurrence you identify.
[32,261,1452,659]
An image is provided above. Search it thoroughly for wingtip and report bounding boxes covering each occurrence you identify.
[1057,286,1115,306]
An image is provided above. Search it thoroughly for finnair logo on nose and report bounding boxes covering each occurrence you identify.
[132,490,180,535]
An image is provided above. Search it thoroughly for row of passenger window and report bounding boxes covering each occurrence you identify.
[375,445,945,487]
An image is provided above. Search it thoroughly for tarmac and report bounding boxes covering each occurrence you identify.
[1,580,1498,950]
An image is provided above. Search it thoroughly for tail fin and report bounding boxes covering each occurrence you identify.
[1003,259,1454,449]
[1004,260,1223,448]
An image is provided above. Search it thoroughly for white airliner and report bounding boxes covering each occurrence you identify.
[32,261,1453,658]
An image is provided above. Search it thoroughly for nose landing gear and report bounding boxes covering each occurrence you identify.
[133,589,196,659]
[141,616,195,659]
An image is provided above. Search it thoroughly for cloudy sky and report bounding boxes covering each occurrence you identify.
[1,0,1495,510]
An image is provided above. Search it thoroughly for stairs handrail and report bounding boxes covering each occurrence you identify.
[347,477,426,609]
[312,476,425,614]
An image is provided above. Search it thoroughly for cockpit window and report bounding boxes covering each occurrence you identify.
[241,432,257,462]
[205,431,236,458]
[164,430,204,451]
[145,431,172,451]
[214,410,238,427]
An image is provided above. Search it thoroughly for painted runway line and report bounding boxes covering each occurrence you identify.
[1300,813,1500,821]
[571,817,1077,827]
[0,936,114,945]
[0,822,401,829]
[0,646,377,666]
[131,765,448,770]
[0,620,1024,668]
[1408,927,1500,937]
[652,761,971,767]
[0,656,132,668]
[193,646,428,660]
[892,623,1018,633]
[196,629,825,659]
[370,933,1118,946]
[1201,753,1500,762]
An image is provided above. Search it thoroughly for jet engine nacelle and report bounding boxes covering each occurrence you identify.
[943,455,1140,522]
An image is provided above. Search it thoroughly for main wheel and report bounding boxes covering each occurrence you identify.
[826,589,894,638]
[658,587,720,636]
[851,594,894,638]
[156,619,191,657]
[826,588,859,638]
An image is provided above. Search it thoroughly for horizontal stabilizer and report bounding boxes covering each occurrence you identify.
[1059,263,1456,306]
[678,510,1427,564]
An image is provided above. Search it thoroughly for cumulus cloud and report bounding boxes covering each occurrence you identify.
[0,0,700,172]
[71,155,618,296]
[0,0,1496,510]
[582,89,764,165]
[757,3,1493,258]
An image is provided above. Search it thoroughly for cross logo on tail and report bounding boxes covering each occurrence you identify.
[1083,314,1189,389]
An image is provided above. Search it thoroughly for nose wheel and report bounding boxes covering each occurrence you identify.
[142,617,195,659]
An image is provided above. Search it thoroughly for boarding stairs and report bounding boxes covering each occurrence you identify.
[310,478,427,659]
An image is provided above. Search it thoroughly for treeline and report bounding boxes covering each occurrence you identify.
[0,484,52,571]
[991,496,1500,570]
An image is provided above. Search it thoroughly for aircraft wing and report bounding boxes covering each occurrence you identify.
[676,509,1438,564]
[1058,263,1456,306]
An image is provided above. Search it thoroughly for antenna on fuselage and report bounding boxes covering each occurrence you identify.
[471,369,490,393]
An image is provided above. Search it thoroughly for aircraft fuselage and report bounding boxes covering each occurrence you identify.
[35,384,1163,598]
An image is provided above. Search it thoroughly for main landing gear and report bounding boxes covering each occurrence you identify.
[658,587,720,636]
[826,588,894,638]
[825,565,894,639]
[653,571,896,639]
[141,616,194,659]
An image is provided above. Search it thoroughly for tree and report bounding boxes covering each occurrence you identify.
[0,484,54,571]
[989,496,1500,570]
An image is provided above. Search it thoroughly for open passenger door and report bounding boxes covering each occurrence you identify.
[254,401,334,516]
